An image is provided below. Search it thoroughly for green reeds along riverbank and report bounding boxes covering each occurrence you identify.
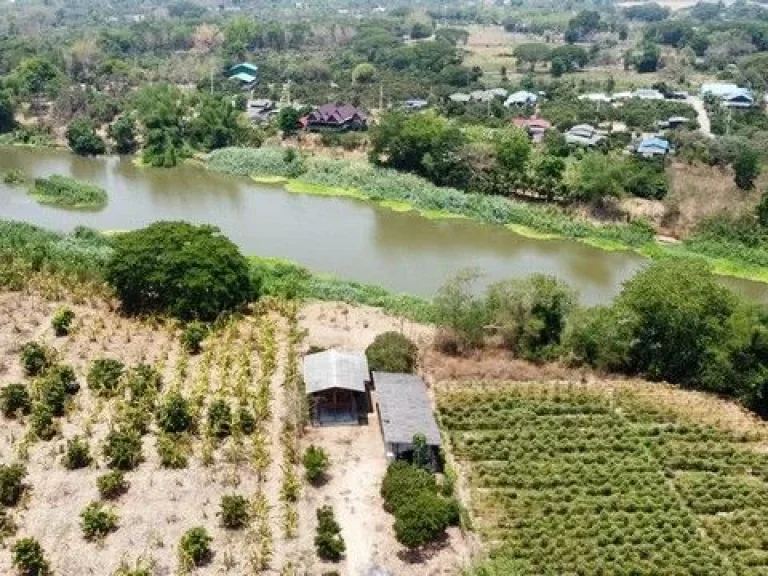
[206,147,768,284]
[28,175,108,210]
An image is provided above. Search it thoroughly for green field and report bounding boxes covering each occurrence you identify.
[438,381,768,575]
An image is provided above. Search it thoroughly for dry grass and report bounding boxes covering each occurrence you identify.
[664,161,766,236]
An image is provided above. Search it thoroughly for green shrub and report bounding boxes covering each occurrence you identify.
[1,384,30,417]
[303,445,330,485]
[181,322,208,354]
[178,526,212,568]
[156,434,189,469]
[218,494,250,529]
[87,359,125,397]
[80,501,119,540]
[11,537,49,575]
[393,491,454,549]
[115,403,152,435]
[97,470,129,500]
[28,175,107,209]
[51,307,75,336]
[113,557,153,576]
[2,169,26,185]
[66,117,106,156]
[106,221,253,321]
[156,392,193,434]
[0,464,26,506]
[47,364,79,395]
[207,399,232,438]
[36,374,68,416]
[365,331,418,373]
[30,403,56,440]
[124,364,162,405]
[314,505,345,561]
[102,429,143,470]
[20,343,54,377]
[236,405,256,435]
[381,461,437,514]
[63,436,91,470]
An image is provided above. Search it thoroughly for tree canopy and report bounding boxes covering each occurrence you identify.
[105,221,254,320]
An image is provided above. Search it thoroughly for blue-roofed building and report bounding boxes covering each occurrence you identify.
[228,62,258,88]
[635,136,672,157]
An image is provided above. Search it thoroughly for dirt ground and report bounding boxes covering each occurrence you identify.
[0,292,470,576]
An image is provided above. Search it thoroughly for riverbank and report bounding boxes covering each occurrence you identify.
[206,147,768,284]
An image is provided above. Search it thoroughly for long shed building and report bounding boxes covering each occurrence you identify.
[373,372,441,468]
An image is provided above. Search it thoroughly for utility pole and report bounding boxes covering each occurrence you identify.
[379,84,383,111]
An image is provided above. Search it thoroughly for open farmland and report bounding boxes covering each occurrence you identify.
[437,380,768,575]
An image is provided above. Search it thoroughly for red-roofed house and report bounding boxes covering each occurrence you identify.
[304,103,368,132]
[512,117,552,142]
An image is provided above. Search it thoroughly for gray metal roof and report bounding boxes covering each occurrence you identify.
[374,372,441,446]
[303,350,369,394]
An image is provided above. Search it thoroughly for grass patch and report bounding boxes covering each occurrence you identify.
[284,180,365,199]
[28,175,107,210]
[442,381,768,575]
[251,175,289,184]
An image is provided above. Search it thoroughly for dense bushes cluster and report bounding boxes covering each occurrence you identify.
[314,506,345,561]
[365,331,418,373]
[28,175,108,210]
[434,261,768,417]
[381,461,459,549]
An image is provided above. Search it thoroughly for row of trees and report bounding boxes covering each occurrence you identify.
[433,261,768,417]
[369,110,669,203]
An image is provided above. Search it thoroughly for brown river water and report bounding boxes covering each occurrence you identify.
[1,146,766,304]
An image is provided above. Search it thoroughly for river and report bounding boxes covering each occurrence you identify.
[1,146,766,304]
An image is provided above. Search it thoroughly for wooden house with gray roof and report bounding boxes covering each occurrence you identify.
[303,350,371,425]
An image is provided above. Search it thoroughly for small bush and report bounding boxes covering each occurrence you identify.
[365,331,419,373]
[125,363,162,405]
[20,343,54,377]
[218,494,250,529]
[36,374,68,416]
[181,322,208,354]
[207,399,232,438]
[51,308,75,336]
[178,526,212,568]
[47,364,79,395]
[1,384,30,417]
[115,403,152,435]
[30,403,56,440]
[97,470,129,500]
[156,392,192,434]
[0,464,26,506]
[314,505,345,561]
[103,428,143,470]
[11,537,49,575]
[236,405,255,435]
[113,557,153,576]
[80,501,119,540]
[156,434,189,469]
[87,359,125,397]
[63,436,92,470]
[303,445,330,485]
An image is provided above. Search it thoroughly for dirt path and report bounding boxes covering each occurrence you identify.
[261,314,291,573]
[688,96,713,138]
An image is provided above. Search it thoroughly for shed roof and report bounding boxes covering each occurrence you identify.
[374,372,441,446]
[229,72,257,83]
[303,350,369,394]
[230,62,259,74]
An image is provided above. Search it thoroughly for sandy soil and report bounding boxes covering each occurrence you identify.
[0,292,471,576]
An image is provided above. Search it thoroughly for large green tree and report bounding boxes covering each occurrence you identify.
[0,92,15,134]
[106,222,253,320]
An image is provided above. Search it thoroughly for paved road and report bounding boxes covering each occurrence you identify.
[688,96,713,137]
